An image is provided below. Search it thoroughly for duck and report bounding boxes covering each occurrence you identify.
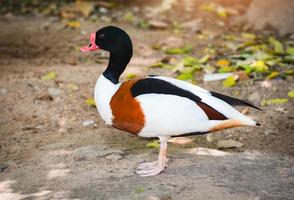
[80,26,261,177]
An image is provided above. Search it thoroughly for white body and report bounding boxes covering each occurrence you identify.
[94,75,257,138]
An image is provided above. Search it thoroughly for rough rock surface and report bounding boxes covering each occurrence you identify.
[246,0,294,35]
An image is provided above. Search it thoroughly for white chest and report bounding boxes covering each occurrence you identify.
[94,75,120,125]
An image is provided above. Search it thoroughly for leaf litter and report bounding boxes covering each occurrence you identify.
[148,30,293,87]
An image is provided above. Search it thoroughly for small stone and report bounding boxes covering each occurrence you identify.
[105,153,122,161]
[100,16,112,23]
[80,29,87,35]
[149,20,168,29]
[181,19,202,32]
[0,88,7,95]
[48,88,62,97]
[206,134,214,143]
[248,91,261,105]
[99,7,108,14]
[217,140,244,149]
[274,107,287,114]
[0,163,8,172]
[35,125,45,129]
[264,129,274,136]
[82,120,95,127]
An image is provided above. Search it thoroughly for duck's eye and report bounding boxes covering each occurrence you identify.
[98,34,104,39]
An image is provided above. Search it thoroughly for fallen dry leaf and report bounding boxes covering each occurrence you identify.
[217,140,244,149]
[146,140,160,148]
[168,137,193,145]
[223,76,236,87]
[85,98,96,107]
[42,71,56,81]
[66,21,81,29]
[187,147,231,156]
[76,1,95,17]
[149,20,168,29]
[261,98,289,106]
[235,71,249,81]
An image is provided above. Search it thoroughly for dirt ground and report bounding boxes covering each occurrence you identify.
[0,15,294,200]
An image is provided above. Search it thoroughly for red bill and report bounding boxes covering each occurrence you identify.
[80,32,99,52]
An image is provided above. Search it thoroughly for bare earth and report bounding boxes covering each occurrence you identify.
[0,16,293,200]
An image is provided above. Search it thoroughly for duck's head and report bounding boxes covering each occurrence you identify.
[80,26,133,84]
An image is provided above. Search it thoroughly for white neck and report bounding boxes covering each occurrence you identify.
[94,75,121,125]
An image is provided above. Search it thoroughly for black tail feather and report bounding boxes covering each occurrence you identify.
[210,91,262,111]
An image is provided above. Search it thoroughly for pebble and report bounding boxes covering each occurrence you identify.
[248,91,261,105]
[264,129,274,136]
[48,88,62,97]
[105,153,123,161]
[35,125,45,129]
[149,20,168,29]
[100,16,112,23]
[217,139,244,149]
[99,7,108,14]
[0,88,7,95]
[0,163,8,172]
[206,134,214,143]
[181,19,202,32]
[82,120,95,127]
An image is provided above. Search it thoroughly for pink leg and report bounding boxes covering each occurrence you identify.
[136,137,169,177]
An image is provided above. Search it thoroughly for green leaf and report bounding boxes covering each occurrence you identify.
[135,187,145,193]
[251,60,268,72]
[85,98,96,107]
[164,46,192,55]
[42,71,56,81]
[146,140,160,148]
[165,48,184,54]
[223,76,236,87]
[122,12,134,22]
[266,71,279,79]
[230,54,252,60]
[149,62,174,70]
[177,72,194,80]
[284,55,294,62]
[268,36,284,54]
[190,64,202,71]
[203,65,216,74]
[182,56,199,67]
[254,51,273,61]
[238,64,254,74]
[218,66,235,73]
[199,54,210,64]
[126,73,136,79]
[241,33,256,40]
[284,70,294,76]
[286,47,294,55]
[137,19,150,29]
[261,98,288,106]
[265,58,282,66]
[288,90,294,98]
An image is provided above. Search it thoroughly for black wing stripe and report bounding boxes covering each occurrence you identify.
[131,78,227,120]
[131,78,201,102]
[210,91,262,111]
